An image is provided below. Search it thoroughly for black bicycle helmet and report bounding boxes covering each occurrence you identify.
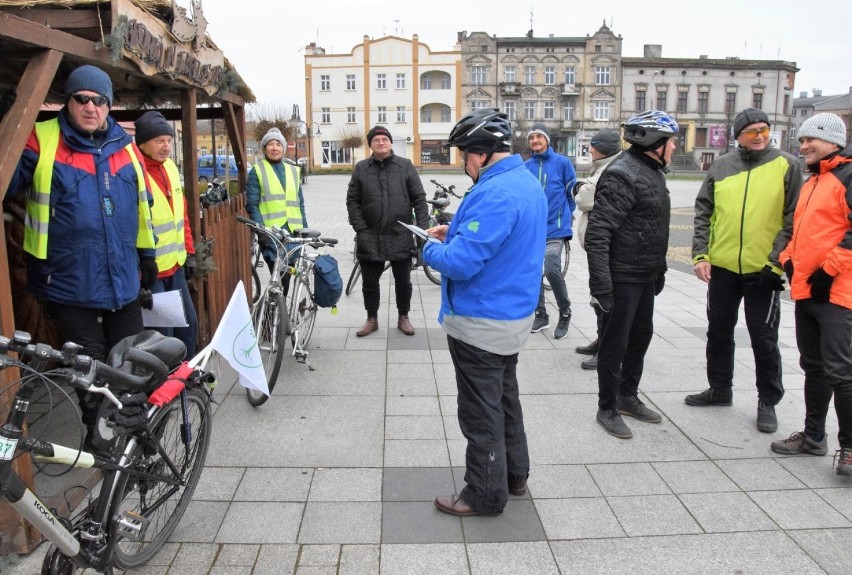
[622,110,679,148]
[444,108,512,153]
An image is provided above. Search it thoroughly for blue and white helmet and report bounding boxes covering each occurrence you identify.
[622,110,679,147]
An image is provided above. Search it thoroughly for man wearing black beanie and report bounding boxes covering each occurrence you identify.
[686,107,803,434]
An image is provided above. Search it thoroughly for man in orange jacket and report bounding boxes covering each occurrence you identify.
[771,113,852,477]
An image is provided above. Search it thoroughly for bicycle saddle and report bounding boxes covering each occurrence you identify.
[107,330,187,374]
[294,228,322,239]
[427,198,450,208]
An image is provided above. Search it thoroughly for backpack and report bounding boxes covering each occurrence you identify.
[312,254,343,308]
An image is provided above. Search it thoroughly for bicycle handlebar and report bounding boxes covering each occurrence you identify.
[429,179,462,199]
[236,215,337,249]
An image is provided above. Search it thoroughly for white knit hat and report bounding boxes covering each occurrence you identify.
[797,113,847,148]
[261,127,286,149]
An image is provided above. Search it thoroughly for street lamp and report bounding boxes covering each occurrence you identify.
[308,122,321,173]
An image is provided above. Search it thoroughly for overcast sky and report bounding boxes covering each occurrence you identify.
[199,0,850,110]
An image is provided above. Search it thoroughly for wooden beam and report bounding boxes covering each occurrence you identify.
[7,7,104,29]
[222,102,247,181]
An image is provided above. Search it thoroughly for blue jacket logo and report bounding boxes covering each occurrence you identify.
[467,221,480,233]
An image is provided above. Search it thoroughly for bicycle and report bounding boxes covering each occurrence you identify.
[237,216,337,407]
[0,329,214,574]
[542,239,570,291]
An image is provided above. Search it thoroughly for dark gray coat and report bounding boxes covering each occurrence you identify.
[346,153,428,262]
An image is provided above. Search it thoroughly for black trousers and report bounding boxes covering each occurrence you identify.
[359,258,412,317]
[796,299,852,448]
[597,281,655,411]
[448,336,529,514]
[46,299,144,426]
[705,266,784,404]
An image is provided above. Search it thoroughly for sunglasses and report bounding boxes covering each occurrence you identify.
[740,126,770,138]
[71,93,109,107]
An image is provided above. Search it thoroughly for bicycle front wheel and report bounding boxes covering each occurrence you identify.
[542,240,570,291]
[247,289,287,407]
[423,261,442,285]
[110,388,212,569]
[290,276,318,353]
[345,261,361,296]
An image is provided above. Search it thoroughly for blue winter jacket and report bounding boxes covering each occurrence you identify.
[8,109,154,309]
[524,146,576,240]
[423,154,547,335]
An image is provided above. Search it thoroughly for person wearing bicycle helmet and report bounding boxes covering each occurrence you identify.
[525,124,577,340]
[423,108,547,517]
[585,110,677,439]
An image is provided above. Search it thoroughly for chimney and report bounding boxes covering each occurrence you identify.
[644,44,662,58]
[799,91,808,98]
[813,89,822,97]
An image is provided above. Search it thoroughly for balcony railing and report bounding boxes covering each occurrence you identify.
[500,82,520,96]
[562,83,581,95]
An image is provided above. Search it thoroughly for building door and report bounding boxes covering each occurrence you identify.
[701,152,715,171]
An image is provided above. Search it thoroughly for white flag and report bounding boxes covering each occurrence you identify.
[209,281,269,396]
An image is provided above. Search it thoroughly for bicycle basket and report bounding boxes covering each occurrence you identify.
[313,254,343,308]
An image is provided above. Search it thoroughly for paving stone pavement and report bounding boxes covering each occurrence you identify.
[3,174,851,574]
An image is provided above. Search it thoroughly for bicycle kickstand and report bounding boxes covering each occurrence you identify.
[294,350,315,371]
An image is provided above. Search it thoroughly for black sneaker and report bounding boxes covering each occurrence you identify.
[770,431,828,456]
[684,388,732,406]
[553,312,571,340]
[531,313,550,333]
[581,353,598,370]
[835,448,852,476]
[596,409,632,439]
[756,401,778,433]
[617,394,662,423]
[575,339,599,355]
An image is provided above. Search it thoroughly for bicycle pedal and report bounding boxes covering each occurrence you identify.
[115,510,149,542]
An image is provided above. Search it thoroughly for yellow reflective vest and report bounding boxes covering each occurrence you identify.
[254,159,303,231]
[150,159,187,271]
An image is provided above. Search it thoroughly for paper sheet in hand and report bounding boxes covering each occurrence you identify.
[397,221,441,243]
[142,290,189,327]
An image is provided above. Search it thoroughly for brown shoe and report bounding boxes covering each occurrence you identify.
[356,317,378,337]
[397,314,415,336]
[434,494,482,517]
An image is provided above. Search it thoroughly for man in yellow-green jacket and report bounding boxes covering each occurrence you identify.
[685,108,803,434]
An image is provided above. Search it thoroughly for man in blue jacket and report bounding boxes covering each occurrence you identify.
[423,109,547,517]
[7,65,156,447]
[525,125,577,339]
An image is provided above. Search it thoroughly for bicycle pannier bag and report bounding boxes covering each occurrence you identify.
[313,254,343,307]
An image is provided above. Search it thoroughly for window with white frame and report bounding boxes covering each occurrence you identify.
[564,66,576,84]
[421,107,432,123]
[564,101,574,121]
[525,65,536,84]
[377,73,386,89]
[320,75,330,91]
[593,101,609,120]
[472,65,486,85]
[544,66,555,85]
[504,100,516,120]
[321,140,351,164]
[544,100,554,119]
[377,106,387,123]
[346,74,356,90]
[396,73,406,89]
[396,106,406,122]
[441,75,451,89]
[470,100,488,111]
[441,106,451,123]
[321,107,331,123]
[347,107,356,123]
[505,66,516,83]
[422,74,432,89]
[524,100,536,119]
[595,66,611,85]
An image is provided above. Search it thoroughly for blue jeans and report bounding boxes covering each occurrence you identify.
[448,336,530,514]
[150,267,198,358]
[537,238,571,316]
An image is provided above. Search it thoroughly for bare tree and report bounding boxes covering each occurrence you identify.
[247,102,295,142]
[338,127,365,167]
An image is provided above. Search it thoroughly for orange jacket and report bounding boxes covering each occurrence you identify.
[780,149,852,309]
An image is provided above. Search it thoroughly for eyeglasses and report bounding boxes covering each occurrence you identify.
[71,93,109,107]
[740,126,770,138]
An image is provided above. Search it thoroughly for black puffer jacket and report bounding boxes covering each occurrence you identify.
[585,146,670,295]
[346,153,428,262]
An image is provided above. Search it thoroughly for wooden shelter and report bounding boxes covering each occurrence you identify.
[0,0,254,553]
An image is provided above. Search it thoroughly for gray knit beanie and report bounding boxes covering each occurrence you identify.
[590,128,621,157]
[797,113,847,148]
[261,127,286,149]
[527,124,550,144]
[64,65,113,108]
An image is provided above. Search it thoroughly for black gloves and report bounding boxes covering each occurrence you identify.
[654,274,666,296]
[138,288,153,310]
[782,260,794,283]
[591,293,614,313]
[139,257,159,289]
[184,255,197,281]
[758,265,785,292]
[257,233,273,249]
[807,267,835,304]
[107,392,149,435]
